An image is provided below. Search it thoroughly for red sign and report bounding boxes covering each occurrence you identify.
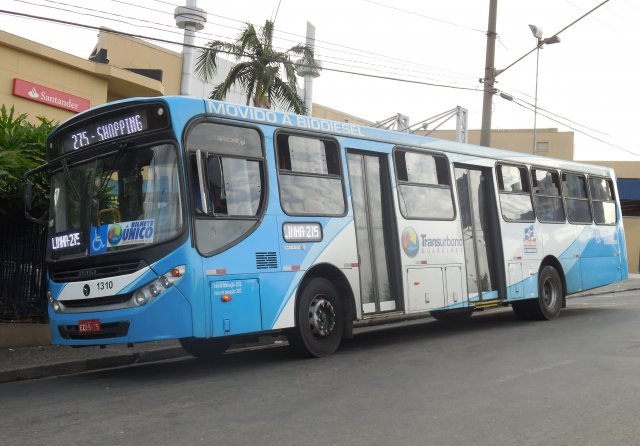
[13,79,90,113]
[78,319,101,333]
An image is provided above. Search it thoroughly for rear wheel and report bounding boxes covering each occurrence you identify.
[287,278,344,358]
[530,266,563,320]
[179,337,232,360]
[511,301,533,320]
[513,266,563,321]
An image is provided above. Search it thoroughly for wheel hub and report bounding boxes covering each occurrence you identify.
[308,296,336,337]
[542,278,557,308]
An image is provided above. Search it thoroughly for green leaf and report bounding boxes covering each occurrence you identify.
[195,19,316,113]
[0,105,57,219]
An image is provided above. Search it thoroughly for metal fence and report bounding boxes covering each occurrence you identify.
[0,218,48,321]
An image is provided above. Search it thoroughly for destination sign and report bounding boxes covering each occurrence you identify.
[48,102,170,159]
[282,222,322,243]
[50,230,83,252]
[65,111,148,150]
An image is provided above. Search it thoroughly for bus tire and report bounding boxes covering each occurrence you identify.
[530,266,563,320]
[511,301,533,320]
[179,337,232,360]
[288,277,344,358]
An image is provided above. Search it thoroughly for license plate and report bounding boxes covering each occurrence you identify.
[78,319,101,333]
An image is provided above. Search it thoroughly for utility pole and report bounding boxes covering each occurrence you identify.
[480,0,498,147]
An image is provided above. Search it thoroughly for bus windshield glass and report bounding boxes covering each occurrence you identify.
[48,143,183,258]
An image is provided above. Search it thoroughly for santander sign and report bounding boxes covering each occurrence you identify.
[13,79,90,113]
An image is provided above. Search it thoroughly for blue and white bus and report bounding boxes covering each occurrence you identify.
[25,96,628,358]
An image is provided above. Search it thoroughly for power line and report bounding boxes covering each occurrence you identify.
[363,0,485,33]
[2,2,636,155]
[5,0,474,85]
[497,0,612,77]
[10,0,480,85]
[108,0,481,80]
[497,89,611,137]
[0,8,484,93]
[509,98,640,158]
[164,2,486,82]
[148,0,485,70]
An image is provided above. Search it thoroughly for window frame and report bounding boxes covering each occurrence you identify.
[274,130,347,217]
[185,118,267,256]
[531,166,566,224]
[589,175,617,226]
[393,147,455,221]
[561,171,593,225]
[495,163,535,223]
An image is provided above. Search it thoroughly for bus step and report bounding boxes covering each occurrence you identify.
[473,299,502,310]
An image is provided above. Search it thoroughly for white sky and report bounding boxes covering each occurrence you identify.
[2,0,639,161]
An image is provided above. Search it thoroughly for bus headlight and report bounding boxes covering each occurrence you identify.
[131,265,186,307]
[48,290,62,313]
[149,284,161,297]
[133,291,148,306]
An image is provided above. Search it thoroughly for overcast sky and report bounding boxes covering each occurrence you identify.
[2,0,639,161]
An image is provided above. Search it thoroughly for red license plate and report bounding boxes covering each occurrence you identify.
[78,319,101,333]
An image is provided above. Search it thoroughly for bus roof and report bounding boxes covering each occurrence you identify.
[87,95,618,178]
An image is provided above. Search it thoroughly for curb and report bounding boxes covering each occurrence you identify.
[570,285,640,299]
[0,347,187,384]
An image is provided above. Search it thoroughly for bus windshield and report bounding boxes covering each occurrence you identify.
[48,143,183,259]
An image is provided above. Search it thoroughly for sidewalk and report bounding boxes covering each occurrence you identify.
[0,340,187,383]
[2,275,639,384]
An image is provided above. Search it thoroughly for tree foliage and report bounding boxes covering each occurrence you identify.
[195,19,318,114]
[0,105,56,221]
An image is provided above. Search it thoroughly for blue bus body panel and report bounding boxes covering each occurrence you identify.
[44,96,630,346]
[49,286,193,345]
[48,243,199,345]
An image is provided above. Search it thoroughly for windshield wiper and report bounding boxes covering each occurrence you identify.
[62,158,81,202]
[96,142,129,201]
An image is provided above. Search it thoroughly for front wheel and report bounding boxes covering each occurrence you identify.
[287,278,344,358]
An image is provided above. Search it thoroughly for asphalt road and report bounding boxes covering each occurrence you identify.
[2,290,640,446]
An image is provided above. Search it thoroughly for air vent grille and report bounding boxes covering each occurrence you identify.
[256,252,278,269]
[50,261,145,282]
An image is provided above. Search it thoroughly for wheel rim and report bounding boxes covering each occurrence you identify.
[542,277,558,309]
[308,295,336,337]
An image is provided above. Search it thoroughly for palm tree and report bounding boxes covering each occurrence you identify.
[195,19,318,114]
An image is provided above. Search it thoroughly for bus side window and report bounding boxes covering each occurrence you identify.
[394,149,454,220]
[496,164,534,222]
[276,133,345,216]
[532,168,564,223]
[563,172,592,224]
[205,155,227,215]
[589,177,616,225]
[189,153,206,215]
[185,122,265,254]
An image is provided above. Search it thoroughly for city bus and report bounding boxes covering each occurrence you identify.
[24,96,628,358]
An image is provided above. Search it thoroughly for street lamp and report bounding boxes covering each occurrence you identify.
[529,24,560,154]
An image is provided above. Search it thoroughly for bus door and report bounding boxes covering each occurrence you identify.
[454,165,502,301]
[347,151,400,314]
